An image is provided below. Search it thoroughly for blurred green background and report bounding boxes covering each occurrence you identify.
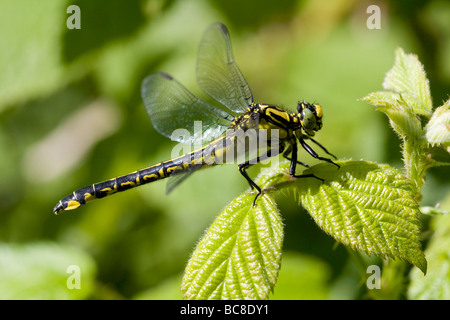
[0,0,449,299]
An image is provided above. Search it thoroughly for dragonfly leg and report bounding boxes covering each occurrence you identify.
[238,163,264,207]
[282,140,309,167]
[298,137,340,169]
[300,135,338,160]
[289,142,324,182]
[238,163,261,193]
[238,145,283,206]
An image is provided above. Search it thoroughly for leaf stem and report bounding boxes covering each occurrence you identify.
[403,138,423,201]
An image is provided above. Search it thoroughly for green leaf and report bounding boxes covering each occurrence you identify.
[296,160,427,274]
[408,210,450,299]
[361,81,423,140]
[360,91,423,141]
[382,47,432,116]
[425,100,450,151]
[0,242,96,299]
[375,102,423,140]
[181,193,283,300]
[360,91,403,108]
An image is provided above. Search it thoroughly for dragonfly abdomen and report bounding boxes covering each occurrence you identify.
[53,153,199,215]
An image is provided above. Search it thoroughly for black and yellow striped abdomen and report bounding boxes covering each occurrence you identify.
[53,102,333,214]
[53,146,214,215]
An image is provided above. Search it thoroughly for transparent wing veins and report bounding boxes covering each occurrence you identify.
[141,72,233,144]
[196,23,253,113]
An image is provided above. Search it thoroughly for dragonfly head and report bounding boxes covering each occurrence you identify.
[297,102,323,136]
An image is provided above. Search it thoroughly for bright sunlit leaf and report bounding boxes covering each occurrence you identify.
[382,47,432,116]
[181,193,283,300]
[296,160,427,274]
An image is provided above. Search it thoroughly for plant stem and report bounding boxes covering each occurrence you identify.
[403,138,425,202]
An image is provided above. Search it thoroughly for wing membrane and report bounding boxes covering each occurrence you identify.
[166,165,202,194]
[141,72,233,144]
[197,23,253,113]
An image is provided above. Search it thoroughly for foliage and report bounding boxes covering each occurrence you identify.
[362,48,450,299]
[362,48,449,198]
[0,0,449,300]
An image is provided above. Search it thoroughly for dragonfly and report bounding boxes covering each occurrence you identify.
[53,23,338,215]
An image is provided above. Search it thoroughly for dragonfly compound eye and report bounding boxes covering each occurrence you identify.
[298,102,323,132]
[300,108,317,131]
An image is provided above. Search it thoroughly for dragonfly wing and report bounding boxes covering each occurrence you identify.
[141,72,234,144]
[165,165,202,194]
[197,23,253,113]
